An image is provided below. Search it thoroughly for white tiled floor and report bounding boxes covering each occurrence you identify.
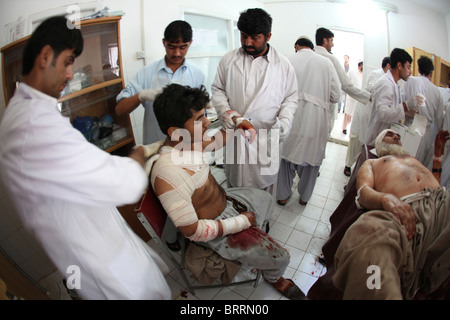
[146,134,351,300]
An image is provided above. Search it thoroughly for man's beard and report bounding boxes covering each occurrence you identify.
[243,44,267,56]
[376,141,410,157]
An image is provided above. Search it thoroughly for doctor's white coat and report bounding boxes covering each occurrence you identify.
[282,49,341,166]
[211,46,298,189]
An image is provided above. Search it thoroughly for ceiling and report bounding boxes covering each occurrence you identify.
[261,0,450,16]
[410,0,450,15]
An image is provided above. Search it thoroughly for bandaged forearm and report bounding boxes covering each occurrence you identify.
[187,215,251,242]
[221,215,251,235]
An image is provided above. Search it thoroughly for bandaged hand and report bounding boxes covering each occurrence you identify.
[138,87,163,102]
[236,118,257,143]
[221,213,253,235]
[221,110,242,129]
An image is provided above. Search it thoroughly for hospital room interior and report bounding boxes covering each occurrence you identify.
[0,0,449,301]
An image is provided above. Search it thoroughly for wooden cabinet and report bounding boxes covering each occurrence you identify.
[1,16,135,156]
[406,46,449,88]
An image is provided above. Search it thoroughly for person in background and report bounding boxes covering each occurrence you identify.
[116,20,205,145]
[116,20,205,251]
[277,36,340,206]
[365,48,424,146]
[314,28,370,130]
[338,54,349,114]
[211,8,298,207]
[342,61,363,135]
[343,57,390,177]
[401,55,444,170]
[0,16,171,300]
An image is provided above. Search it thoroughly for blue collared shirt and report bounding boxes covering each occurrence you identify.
[117,58,205,144]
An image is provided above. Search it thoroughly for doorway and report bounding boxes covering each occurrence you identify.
[329,29,365,145]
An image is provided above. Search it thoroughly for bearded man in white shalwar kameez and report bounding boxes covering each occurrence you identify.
[211,8,298,205]
[277,37,341,206]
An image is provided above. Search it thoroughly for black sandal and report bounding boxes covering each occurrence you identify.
[166,240,181,252]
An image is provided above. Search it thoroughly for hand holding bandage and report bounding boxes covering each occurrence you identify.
[404,93,426,117]
[221,110,256,143]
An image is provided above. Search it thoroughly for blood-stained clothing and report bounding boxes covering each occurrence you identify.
[150,146,290,283]
[0,83,171,300]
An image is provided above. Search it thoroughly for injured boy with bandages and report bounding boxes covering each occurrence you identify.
[141,83,305,300]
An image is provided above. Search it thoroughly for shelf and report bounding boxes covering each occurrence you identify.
[59,78,122,103]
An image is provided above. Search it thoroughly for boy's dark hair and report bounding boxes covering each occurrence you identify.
[164,20,193,42]
[237,8,272,36]
[22,15,83,76]
[389,48,412,70]
[153,84,210,135]
[417,55,434,76]
[315,27,334,46]
[382,56,390,69]
[295,37,314,50]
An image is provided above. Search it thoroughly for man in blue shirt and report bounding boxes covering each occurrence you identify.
[116,20,205,145]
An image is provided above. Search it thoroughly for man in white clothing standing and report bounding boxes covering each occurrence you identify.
[401,55,444,170]
[0,16,171,300]
[314,28,370,128]
[343,57,390,177]
[365,48,423,146]
[211,8,298,204]
[277,37,340,206]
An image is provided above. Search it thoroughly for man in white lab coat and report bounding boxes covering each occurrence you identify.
[314,27,370,127]
[365,48,423,146]
[211,8,298,202]
[0,16,171,300]
[401,55,444,170]
[343,57,391,176]
[277,37,340,206]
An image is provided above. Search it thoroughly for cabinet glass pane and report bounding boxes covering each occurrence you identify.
[61,82,132,151]
[61,22,120,97]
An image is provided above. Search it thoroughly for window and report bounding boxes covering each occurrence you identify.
[184,12,239,94]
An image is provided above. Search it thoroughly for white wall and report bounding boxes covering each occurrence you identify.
[0,0,449,296]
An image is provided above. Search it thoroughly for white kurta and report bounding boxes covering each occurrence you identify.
[315,46,370,105]
[351,68,385,144]
[211,46,298,189]
[365,70,405,145]
[0,83,171,300]
[282,49,341,166]
[401,76,444,169]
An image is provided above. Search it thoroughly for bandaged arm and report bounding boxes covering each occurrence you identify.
[154,175,251,242]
